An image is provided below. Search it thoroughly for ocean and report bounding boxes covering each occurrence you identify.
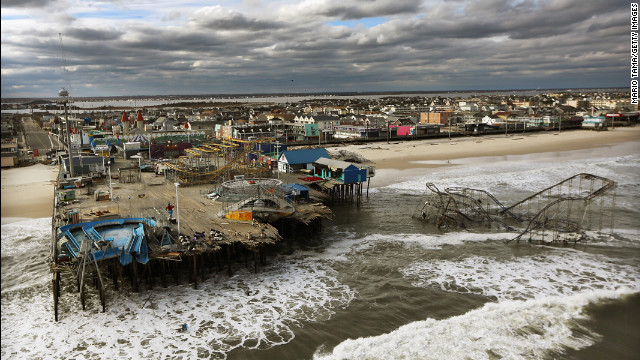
[2,142,639,359]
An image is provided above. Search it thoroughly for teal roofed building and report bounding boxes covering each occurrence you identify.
[312,157,368,184]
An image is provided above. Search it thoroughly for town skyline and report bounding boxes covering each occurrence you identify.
[1,0,631,98]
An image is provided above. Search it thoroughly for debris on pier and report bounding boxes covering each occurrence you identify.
[50,172,329,321]
[414,173,617,244]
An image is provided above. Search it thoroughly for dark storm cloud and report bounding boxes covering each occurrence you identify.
[66,27,124,42]
[0,0,631,97]
[1,0,53,8]
[313,0,423,20]
[189,6,282,31]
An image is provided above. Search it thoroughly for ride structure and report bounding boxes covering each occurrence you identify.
[162,138,273,186]
[414,173,617,243]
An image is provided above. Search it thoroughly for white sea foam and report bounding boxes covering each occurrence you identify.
[400,248,640,301]
[383,151,639,198]
[352,232,511,251]
[314,289,637,360]
[1,218,53,292]
[312,232,511,262]
[1,219,354,360]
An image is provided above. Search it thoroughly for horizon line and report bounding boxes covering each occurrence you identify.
[1,86,629,101]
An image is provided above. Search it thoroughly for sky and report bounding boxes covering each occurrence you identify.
[0,0,632,98]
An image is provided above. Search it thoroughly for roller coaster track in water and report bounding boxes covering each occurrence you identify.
[415,173,616,244]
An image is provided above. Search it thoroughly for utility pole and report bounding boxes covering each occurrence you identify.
[108,160,113,201]
[559,113,562,132]
[387,120,390,144]
[58,34,75,177]
[174,182,181,235]
[275,140,281,179]
[59,88,75,177]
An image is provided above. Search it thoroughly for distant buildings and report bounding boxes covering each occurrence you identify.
[1,138,19,167]
[1,89,637,164]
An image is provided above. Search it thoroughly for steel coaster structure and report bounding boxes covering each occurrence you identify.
[213,178,295,221]
[415,173,616,244]
[162,138,274,186]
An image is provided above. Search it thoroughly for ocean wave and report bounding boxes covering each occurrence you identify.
[1,231,354,360]
[400,248,640,301]
[314,289,637,360]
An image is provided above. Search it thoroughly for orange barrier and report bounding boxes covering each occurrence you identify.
[225,211,253,221]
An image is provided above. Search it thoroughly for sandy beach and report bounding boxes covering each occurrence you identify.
[328,127,640,187]
[1,127,638,224]
[1,164,59,224]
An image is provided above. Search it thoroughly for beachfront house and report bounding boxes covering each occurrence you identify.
[277,148,329,173]
[312,157,368,184]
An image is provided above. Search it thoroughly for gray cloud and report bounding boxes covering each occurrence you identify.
[189,6,282,31]
[314,0,423,20]
[0,0,631,97]
[1,0,53,8]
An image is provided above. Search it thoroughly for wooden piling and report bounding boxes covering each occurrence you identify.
[99,284,106,313]
[161,259,167,288]
[173,259,179,285]
[253,249,258,273]
[53,271,59,322]
[192,255,198,289]
[80,284,86,311]
[132,260,139,292]
[226,245,232,277]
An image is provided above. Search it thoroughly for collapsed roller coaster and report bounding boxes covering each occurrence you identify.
[414,173,617,244]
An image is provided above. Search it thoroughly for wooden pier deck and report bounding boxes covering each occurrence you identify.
[50,161,334,321]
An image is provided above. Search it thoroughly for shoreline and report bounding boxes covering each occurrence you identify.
[327,127,640,187]
[1,163,58,223]
[1,127,638,224]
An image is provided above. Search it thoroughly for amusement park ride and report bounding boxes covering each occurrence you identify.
[161,138,275,186]
[415,173,617,244]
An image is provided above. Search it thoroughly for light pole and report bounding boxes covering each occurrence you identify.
[108,161,113,201]
[174,182,181,235]
[274,141,281,179]
[387,120,390,144]
[59,88,75,177]
[559,113,562,132]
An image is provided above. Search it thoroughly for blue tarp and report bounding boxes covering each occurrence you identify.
[281,183,310,201]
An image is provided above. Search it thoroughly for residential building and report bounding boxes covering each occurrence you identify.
[277,148,330,173]
[420,112,453,125]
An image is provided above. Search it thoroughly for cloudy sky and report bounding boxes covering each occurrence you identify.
[0,0,631,98]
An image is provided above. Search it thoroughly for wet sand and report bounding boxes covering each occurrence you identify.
[326,127,640,187]
[1,164,59,224]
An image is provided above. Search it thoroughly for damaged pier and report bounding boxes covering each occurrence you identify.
[49,165,332,321]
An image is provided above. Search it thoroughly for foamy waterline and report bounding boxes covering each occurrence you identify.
[314,289,636,360]
[1,219,354,360]
[400,248,640,301]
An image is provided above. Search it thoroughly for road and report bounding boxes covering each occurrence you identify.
[22,118,61,154]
